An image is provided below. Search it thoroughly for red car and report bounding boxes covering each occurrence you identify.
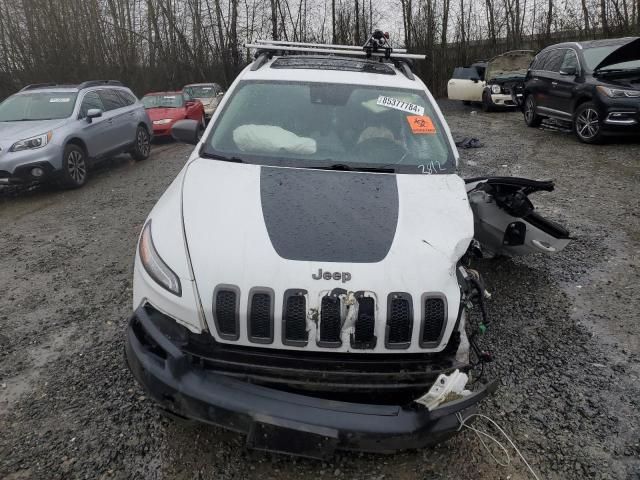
[142,91,205,137]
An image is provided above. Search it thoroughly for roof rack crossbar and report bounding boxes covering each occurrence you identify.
[245,43,425,60]
[255,39,407,53]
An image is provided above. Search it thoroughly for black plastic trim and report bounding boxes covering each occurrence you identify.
[385,292,414,349]
[419,293,447,349]
[282,289,309,347]
[212,284,240,341]
[247,287,275,344]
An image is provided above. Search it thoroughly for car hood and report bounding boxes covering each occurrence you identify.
[0,119,67,141]
[181,158,474,350]
[594,37,640,71]
[486,50,535,82]
[194,97,216,106]
[146,108,185,121]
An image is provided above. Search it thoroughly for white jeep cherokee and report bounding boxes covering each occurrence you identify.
[125,36,570,458]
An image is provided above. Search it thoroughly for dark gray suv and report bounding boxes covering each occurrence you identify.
[0,80,153,188]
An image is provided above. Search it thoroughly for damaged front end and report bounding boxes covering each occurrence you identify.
[126,278,497,458]
[484,50,535,108]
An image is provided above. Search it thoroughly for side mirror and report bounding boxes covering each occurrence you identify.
[86,108,102,123]
[172,119,200,145]
[185,100,196,108]
[217,91,224,97]
[471,77,480,83]
[560,66,577,76]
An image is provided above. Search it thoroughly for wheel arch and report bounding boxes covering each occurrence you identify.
[571,94,593,114]
[65,137,89,158]
[137,121,150,134]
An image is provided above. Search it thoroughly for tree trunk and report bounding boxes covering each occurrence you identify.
[355,0,360,44]
[270,0,278,39]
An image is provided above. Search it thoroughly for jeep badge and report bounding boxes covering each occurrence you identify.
[312,268,351,283]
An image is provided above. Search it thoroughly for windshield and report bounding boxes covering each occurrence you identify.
[584,45,640,71]
[203,81,455,174]
[0,92,78,121]
[142,94,184,108]
[184,85,218,98]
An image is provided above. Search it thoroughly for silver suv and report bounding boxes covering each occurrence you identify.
[0,80,152,188]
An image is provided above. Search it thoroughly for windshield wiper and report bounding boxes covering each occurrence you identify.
[200,151,244,163]
[310,163,395,173]
[595,67,640,76]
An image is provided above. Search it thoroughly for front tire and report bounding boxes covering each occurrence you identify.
[131,126,151,161]
[574,102,604,144]
[482,92,493,112]
[59,144,88,189]
[524,95,543,127]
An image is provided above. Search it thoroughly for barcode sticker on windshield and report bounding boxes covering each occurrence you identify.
[376,96,424,116]
[49,98,71,103]
[163,96,176,99]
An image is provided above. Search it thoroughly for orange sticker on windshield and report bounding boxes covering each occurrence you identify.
[406,115,436,134]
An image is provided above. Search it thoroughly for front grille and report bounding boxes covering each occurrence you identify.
[248,290,273,343]
[211,285,448,351]
[213,288,239,339]
[283,290,308,345]
[351,296,376,348]
[319,295,342,346]
[421,296,446,346]
[386,293,413,348]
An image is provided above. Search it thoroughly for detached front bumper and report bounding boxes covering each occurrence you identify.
[125,306,496,458]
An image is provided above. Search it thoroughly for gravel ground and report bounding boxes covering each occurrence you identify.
[1,103,638,480]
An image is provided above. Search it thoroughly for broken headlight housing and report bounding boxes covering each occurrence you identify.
[139,220,182,296]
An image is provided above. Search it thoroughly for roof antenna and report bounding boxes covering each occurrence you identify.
[363,30,392,59]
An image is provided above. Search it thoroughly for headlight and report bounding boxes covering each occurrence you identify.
[597,86,640,98]
[10,131,52,152]
[153,119,173,125]
[139,220,182,296]
[491,84,502,94]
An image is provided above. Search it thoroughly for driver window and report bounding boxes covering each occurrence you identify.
[560,50,579,72]
[79,91,104,118]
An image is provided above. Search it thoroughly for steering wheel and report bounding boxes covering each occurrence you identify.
[352,137,408,164]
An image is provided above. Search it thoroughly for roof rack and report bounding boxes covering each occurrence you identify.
[247,31,424,64]
[20,83,58,92]
[255,39,408,53]
[77,80,124,89]
[19,80,124,92]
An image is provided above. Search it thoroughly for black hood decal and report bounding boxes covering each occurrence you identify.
[594,37,640,71]
[260,167,398,263]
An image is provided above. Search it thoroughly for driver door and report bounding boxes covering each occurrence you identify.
[466,177,571,257]
[447,67,485,102]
